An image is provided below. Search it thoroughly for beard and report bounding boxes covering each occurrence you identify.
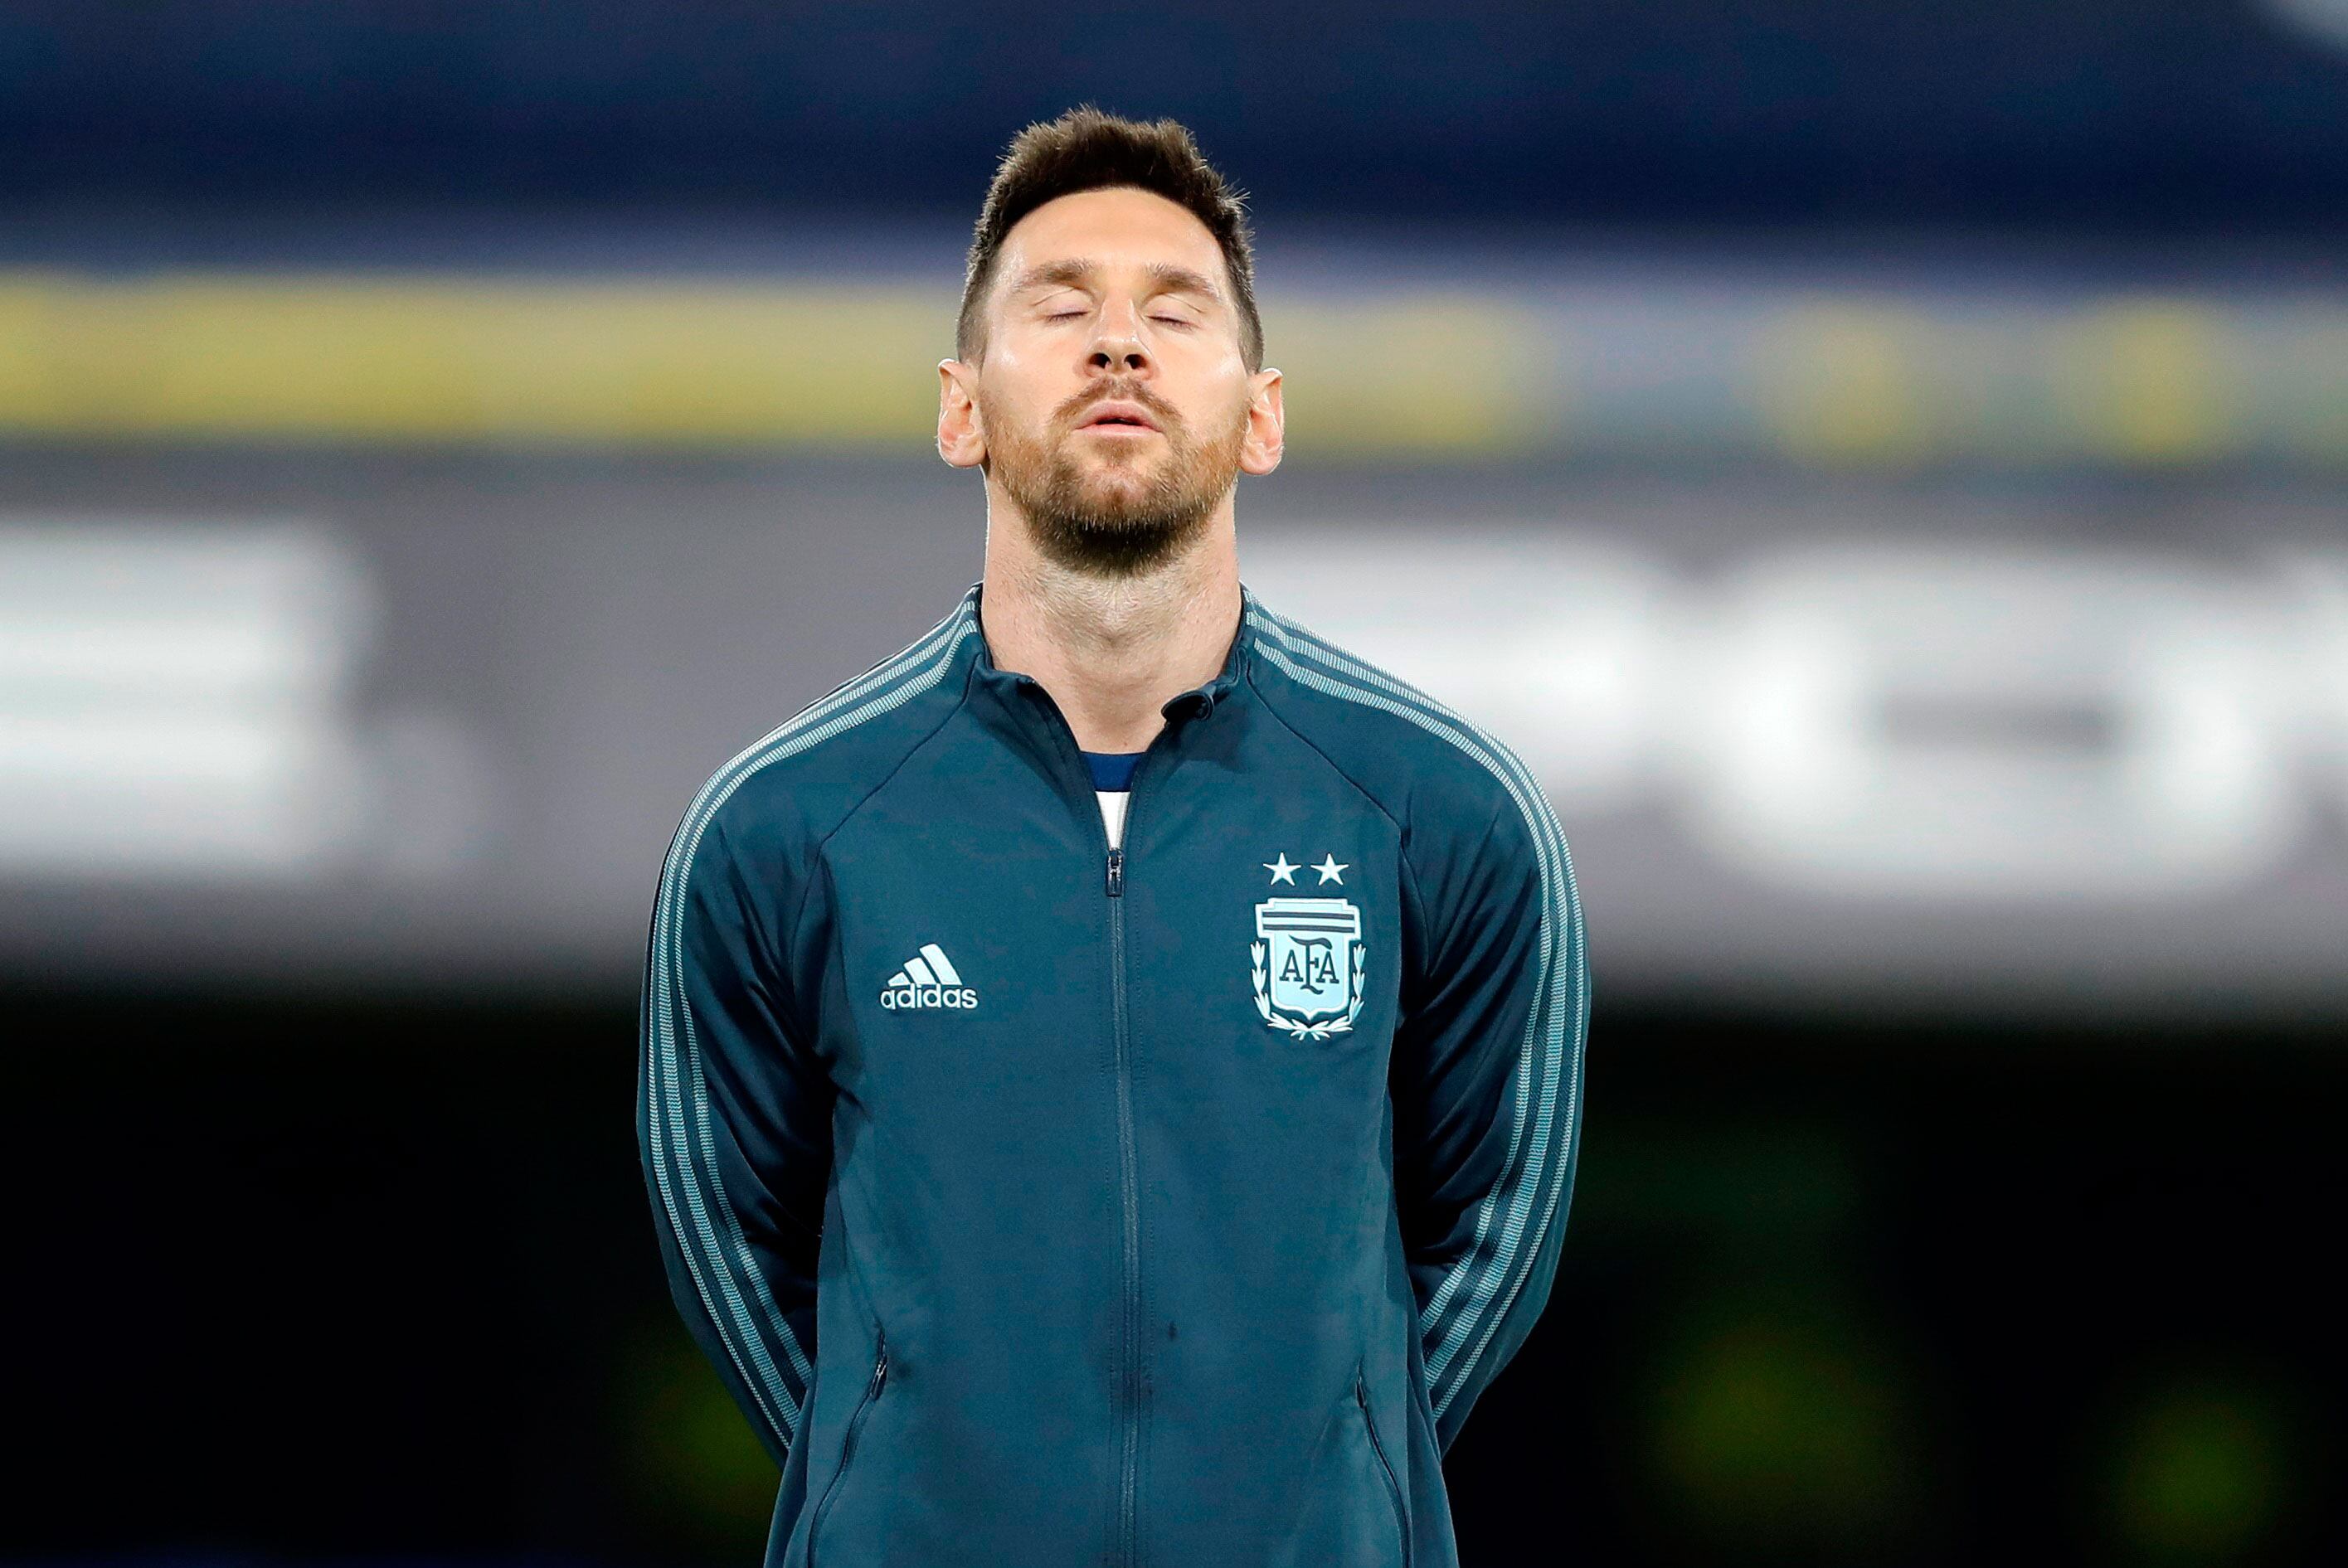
[981,378,1250,578]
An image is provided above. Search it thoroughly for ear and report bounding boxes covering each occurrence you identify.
[1238,366,1284,476]
[937,358,988,469]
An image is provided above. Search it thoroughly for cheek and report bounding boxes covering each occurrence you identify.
[974,386,1042,449]
[1159,345,1249,407]
[978,351,1072,434]
[1169,376,1255,442]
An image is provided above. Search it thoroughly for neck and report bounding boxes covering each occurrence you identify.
[977,479,1243,754]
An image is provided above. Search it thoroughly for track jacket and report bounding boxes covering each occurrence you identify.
[638,578,1589,1568]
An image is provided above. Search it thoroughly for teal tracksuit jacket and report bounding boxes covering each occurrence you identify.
[638,578,1589,1567]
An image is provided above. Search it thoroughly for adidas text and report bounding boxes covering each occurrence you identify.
[882,983,980,1011]
[881,942,979,1011]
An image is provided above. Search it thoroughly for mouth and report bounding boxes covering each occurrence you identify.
[1076,400,1162,434]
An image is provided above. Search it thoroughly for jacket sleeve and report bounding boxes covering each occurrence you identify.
[1392,776,1590,1459]
[637,803,829,1472]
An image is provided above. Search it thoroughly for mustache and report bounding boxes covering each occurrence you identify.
[1056,381,1182,430]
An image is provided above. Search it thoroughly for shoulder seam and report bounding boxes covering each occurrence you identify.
[680,602,979,867]
[785,669,975,950]
[1252,603,1546,792]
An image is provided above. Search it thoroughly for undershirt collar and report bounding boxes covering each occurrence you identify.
[1081,750,1145,792]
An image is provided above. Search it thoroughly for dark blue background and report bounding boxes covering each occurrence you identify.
[5,0,2347,228]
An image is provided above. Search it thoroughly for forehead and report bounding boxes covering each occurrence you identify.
[994,186,1229,292]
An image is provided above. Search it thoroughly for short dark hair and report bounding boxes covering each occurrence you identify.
[956,105,1263,372]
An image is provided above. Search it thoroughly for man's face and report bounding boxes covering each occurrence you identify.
[939,185,1281,576]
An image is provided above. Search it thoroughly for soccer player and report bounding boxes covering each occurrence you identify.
[639,106,1589,1568]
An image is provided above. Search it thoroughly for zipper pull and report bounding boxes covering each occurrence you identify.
[1106,847,1124,897]
[870,1337,889,1397]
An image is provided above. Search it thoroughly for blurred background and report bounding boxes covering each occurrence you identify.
[5,2,2344,1564]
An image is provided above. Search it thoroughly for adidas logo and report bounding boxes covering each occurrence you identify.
[880,942,980,1012]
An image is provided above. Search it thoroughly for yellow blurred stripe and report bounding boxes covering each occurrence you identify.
[0,273,947,444]
[2,269,2336,467]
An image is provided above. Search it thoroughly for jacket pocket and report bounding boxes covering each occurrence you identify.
[1356,1366,1411,1568]
[808,1328,889,1568]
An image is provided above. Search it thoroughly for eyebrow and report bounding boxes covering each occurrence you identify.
[1009,257,1224,303]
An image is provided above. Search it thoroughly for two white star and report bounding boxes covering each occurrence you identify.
[1263,852,1348,886]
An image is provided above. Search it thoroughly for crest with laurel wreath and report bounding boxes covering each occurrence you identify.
[1252,896,1367,1040]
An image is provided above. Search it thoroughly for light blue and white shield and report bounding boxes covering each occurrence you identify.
[1252,896,1364,1035]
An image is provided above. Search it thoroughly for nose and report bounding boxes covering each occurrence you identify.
[1087,298,1151,376]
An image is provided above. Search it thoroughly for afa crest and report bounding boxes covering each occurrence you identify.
[1252,896,1367,1040]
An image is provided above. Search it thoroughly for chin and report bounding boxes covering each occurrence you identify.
[1070,468,1162,508]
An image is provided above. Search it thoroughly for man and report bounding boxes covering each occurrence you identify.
[639,106,1589,1568]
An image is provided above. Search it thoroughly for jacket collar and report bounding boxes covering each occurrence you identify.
[963,576,1258,721]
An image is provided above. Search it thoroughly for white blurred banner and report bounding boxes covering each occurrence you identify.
[2,461,2341,1016]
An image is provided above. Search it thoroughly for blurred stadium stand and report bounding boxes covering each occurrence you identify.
[4,3,2342,1565]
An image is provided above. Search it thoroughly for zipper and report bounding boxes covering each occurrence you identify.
[807,1330,889,1568]
[1020,678,1196,1568]
[1104,739,1169,1568]
[1024,682,1177,1568]
[1358,1370,1411,1568]
[1106,854,1141,1566]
